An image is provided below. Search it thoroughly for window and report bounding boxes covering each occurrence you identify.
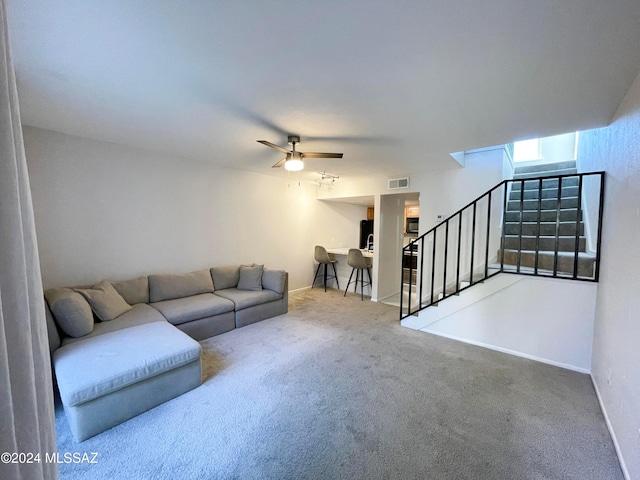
[513,138,540,162]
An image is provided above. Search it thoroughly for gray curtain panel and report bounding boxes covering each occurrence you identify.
[0,1,58,479]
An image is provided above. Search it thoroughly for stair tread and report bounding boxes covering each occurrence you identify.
[513,160,576,173]
[492,264,594,278]
[505,221,583,225]
[513,168,577,177]
[504,234,586,239]
[503,248,596,258]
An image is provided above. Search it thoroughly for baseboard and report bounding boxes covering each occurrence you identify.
[591,376,630,480]
[289,286,312,294]
[420,328,591,374]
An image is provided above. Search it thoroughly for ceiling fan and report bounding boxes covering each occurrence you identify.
[257,135,343,171]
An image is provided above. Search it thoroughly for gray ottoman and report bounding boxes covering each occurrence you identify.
[53,321,201,441]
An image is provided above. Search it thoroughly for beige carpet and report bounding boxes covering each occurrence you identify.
[54,287,622,479]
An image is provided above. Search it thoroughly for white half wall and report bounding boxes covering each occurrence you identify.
[407,275,597,373]
[577,70,640,480]
[23,127,366,291]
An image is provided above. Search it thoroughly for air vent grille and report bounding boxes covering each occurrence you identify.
[388,177,410,190]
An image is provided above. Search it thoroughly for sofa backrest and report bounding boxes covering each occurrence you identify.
[111,276,149,304]
[262,268,286,294]
[44,302,61,353]
[148,269,214,303]
[210,265,240,290]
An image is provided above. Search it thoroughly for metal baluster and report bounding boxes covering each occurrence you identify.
[470,203,477,285]
[431,229,437,304]
[535,178,542,274]
[594,173,605,281]
[399,244,406,320]
[501,182,508,272]
[573,175,583,279]
[517,179,524,273]
[443,219,449,299]
[456,211,462,292]
[484,190,492,278]
[553,176,563,277]
[419,235,425,309]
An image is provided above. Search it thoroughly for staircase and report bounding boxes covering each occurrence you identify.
[400,161,605,319]
[501,160,597,278]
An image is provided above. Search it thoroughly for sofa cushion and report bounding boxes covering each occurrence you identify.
[148,269,214,302]
[76,281,132,322]
[214,288,282,311]
[61,304,167,347]
[53,321,201,407]
[262,268,286,294]
[210,265,240,290]
[237,264,264,291]
[45,304,62,352]
[150,293,235,326]
[111,276,149,305]
[44,288,94,338]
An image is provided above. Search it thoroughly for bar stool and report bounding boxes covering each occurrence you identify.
[344,248,372,300]
[312,245,340,291]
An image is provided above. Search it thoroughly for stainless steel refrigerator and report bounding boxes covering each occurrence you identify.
[359,220,374,249]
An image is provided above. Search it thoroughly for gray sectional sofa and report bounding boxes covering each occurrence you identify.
[45,264,288,441]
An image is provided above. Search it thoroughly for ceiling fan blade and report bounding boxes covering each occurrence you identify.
[301,152,343,159]
[257,140,291,155]
[271,157,287,168]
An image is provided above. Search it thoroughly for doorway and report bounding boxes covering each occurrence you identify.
[377,192,420,306]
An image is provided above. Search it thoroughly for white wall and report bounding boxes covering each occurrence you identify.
[24,127,366,291]
[410,275,596,373]
[413,147,504,232]
[376,194,405,300]
[576,71,640,480]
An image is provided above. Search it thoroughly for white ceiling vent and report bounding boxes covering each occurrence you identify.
[388,177,410,190]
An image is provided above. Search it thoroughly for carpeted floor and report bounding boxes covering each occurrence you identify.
[54,288,623,479]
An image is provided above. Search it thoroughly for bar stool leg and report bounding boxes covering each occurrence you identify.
[323,263,328,292]
[332,262,340,289]
[344,268,355,297]
[312,263,322,288]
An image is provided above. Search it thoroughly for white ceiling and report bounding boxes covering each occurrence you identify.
[6,0,640,182]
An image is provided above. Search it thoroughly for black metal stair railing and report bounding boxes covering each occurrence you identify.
[399,171,605,320]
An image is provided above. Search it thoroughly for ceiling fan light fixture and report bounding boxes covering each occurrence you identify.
[285,158,304,171]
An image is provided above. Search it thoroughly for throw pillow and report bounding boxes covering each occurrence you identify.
[111,276,149,305]
[76,280,132,322]
[44,288,94,338]
[237,264,264,291]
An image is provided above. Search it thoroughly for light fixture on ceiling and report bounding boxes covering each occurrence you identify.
[258,135,343,172]
[316,171,339,190]
[284,151,304,171]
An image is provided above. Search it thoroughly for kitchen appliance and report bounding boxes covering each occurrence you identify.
[406,217,419,234]
[359,220,374,249]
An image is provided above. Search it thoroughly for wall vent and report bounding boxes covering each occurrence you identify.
[388,177,410,190]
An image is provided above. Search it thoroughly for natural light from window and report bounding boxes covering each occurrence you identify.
[513,138,540,162]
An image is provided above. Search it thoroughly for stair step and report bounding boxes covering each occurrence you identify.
[499,249,596,278]
[504,221,584,236]
[509,185,579,201]
[504,235,586,252]
[505,209,581,222]
[510,176,580,191]
[513,168,577,180]
[513,160,577,175]
[507,197,579,211]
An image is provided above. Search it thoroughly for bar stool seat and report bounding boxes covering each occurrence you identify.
[344,248,372,300]
[312,245,339,291]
